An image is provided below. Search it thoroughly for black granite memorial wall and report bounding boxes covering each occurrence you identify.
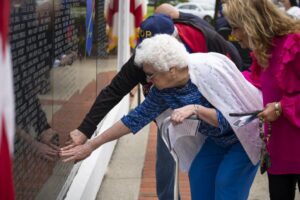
[9,0,114,199]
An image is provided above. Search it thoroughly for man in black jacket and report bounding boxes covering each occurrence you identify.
[64,5,243,200]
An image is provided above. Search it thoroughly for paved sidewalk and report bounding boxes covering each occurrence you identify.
[96,90,149,200]
[96,125,150,200]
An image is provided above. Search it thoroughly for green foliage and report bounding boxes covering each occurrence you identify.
[146,6,155,18]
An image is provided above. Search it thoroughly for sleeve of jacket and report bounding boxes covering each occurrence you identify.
[278,34,300,128]
[78,55,147,138]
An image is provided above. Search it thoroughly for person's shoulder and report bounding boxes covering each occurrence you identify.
[281,33,300,55]
[273,33,300,44]
[282,32,300,45]
[272,33,300,67]
[287,32,300,38]
[176,12,213,29]
[178,11,200,20]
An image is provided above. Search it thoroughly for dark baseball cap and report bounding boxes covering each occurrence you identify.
[138,13,175,43]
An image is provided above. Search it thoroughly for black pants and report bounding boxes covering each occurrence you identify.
[268,174,300,200]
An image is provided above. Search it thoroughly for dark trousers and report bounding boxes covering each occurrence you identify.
[156,129,178,200]
[268,174,300,200]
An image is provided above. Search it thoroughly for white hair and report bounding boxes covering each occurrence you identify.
[134,34,189,71]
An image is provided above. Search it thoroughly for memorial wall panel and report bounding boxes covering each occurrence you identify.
[9,0,116,199]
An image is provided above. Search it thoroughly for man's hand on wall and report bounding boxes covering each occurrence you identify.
[63,129,88,149]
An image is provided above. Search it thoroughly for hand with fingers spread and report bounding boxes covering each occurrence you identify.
[171,105,195,125]
[39,128,60,146]
[258,102,282,122]
[32,140,60,161]
[60,141,94,163]
[16,127,60,161]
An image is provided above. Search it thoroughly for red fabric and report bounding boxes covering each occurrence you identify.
[0,0,10,53]
[107,0,118,27]
[175,23,207,53]
[1,0,15,199]
[108,0,143,28]
[131,2,143,28]
[0,118,15,200]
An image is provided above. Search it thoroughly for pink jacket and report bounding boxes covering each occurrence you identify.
[244,33,300,174]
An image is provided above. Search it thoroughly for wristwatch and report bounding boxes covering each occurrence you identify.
[274,102,282,117]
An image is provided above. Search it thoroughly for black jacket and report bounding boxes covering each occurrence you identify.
[175,12,243,69]
[78,12,243,138]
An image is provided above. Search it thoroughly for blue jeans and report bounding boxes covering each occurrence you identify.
[156,128,179,200]
[189,138,258,200]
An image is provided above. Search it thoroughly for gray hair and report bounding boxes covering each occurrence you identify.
[134,34,189,71]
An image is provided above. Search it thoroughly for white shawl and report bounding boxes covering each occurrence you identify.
[156,53,263,172]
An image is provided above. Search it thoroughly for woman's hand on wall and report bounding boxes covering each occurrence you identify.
[60,141,94,163]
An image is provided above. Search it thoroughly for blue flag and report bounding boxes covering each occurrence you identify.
[86,0,93,56]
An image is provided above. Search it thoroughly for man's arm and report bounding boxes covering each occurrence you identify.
[77,55,146,138]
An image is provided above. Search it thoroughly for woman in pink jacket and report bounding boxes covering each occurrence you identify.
[223,0,300,199]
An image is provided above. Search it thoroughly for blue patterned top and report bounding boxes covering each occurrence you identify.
[121,80,238,147]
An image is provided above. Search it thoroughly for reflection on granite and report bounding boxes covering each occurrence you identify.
[10,0,118,198]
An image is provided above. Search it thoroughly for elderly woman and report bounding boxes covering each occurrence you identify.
[61,34,262,200]
[223,0,300,199]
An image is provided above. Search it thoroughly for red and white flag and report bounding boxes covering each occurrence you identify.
[106,0,147,51]
[129,0,147,47]
[0,0,16,199]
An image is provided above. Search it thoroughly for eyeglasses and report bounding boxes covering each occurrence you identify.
[145,71,159,81]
